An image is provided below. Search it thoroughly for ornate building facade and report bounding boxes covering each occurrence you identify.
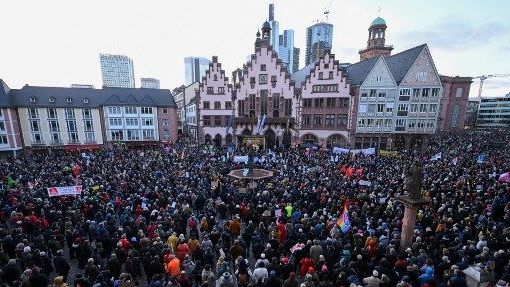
[197,56,234,145]
[293,53,351,147]
[232,22,297,148]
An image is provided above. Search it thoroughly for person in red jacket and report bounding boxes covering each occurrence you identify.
[177,241,190,260]
[299,256,313,277]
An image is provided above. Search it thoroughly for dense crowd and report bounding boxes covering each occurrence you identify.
[0,130,509,287]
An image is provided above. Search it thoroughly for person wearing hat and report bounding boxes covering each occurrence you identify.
[53,276,68,287]
[362,270,381,287]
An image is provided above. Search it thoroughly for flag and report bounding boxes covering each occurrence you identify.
[477,154,488,164]
[225,115,233,134]
[257,115,267,135]
[345,167,354,178]
[452,157,458,166]
[337,204,351,233]
[6,176,16,188]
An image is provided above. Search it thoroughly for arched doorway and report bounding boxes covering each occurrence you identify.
[214,134,222,147]
[264,129,276,149]
[302,133,318,144]
[241,128,251,135]
[326,134,348,148]
[282,131,291,147]
[204,134,212,144]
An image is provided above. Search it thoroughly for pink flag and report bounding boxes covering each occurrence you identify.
[498,172,510,183]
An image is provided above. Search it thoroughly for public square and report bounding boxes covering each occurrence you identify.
[1,1,509,287]
[0,130,509,287]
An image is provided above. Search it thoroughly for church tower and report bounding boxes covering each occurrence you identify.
[359,17,393,61]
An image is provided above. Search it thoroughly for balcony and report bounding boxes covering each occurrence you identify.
[383,127,391,132]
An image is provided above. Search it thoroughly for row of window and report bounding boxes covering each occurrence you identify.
[302,97,349,108]
[311,84,339,93]
[30,120,95,133]
[28,108,93,120]
[357,118,436,129]
[108,107,159,115]
[31,132,95,145]
[110,129,155,141]
[359,103,438,114]
[237,97,292,118]
[28,96,90,104]
[202,115,227,127]
[206,87,226,94]
[249,74,278,86]
[109,118,160,127]
[360,90,391,99]
[399,88,440,98]
[301,114,348,127]
[202,101,233,110]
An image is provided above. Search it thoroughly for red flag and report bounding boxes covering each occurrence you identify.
[346,167,354,178]
[72,164,81,177]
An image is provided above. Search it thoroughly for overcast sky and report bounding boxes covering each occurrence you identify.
[1,0,509,98]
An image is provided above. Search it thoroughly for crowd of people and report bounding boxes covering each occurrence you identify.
[0,130,509,287]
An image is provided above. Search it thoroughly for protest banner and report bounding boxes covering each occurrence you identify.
[47,186,83,197]
[379,150,398,157]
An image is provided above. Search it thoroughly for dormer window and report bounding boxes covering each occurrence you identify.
[83,98,89,104]
[49,97,55,103]
[29,97,36,103]
[66,97,72,103]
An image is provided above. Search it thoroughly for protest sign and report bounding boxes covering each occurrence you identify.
[47,186,82,197]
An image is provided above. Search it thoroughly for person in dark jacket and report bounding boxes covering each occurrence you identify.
[2,259,22,286]
[54,250,71,282]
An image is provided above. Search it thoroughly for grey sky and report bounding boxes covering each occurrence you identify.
[1,0,509,97]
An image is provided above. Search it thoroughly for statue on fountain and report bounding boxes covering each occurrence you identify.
[246,143,255,177]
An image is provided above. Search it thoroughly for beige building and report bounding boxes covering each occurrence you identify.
[11,86,105,147]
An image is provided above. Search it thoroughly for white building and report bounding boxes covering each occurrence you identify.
[173,82,200,134]
[100,54,135,88]
[140,78,160,89]
[185,98,198,140]
[476,93,510,128]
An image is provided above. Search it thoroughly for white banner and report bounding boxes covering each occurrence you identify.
[233,156,249,163]
[47,186,83,197]
[333,147,350,154]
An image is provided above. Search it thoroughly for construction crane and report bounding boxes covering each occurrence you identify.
[472,74,510,100]
[323,0,333,23]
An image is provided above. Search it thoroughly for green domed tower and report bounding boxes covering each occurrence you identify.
[359,17,393,61]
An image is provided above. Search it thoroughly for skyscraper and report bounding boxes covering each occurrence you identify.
[99,54,135,88]
[184,57,211,85]
[293,47,300,73]
[305,23,333,65]
[141,78,160,89]
[278,30,295,73]
[268,4,279,54]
